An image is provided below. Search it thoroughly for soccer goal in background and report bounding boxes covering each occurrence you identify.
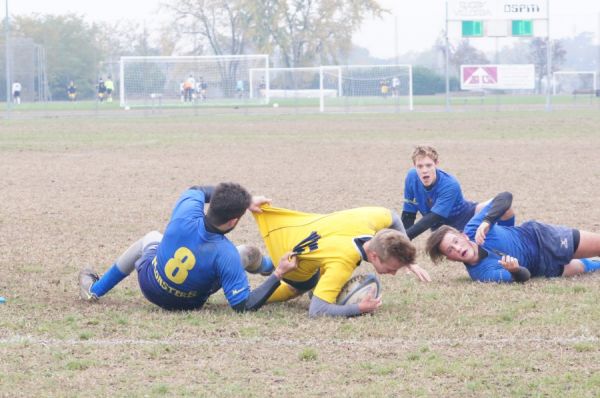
[249,64,413,112]
[552,71,597,97]
[119,55,269,108]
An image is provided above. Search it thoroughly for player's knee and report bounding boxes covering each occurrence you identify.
[237,244,263,273]
[143,230,163,250]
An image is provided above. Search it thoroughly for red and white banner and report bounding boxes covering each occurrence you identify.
[461,64,535,90]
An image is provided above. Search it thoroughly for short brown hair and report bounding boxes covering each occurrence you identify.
[425,225,459,263]
[411,145,439,165]
[369,229,416,266]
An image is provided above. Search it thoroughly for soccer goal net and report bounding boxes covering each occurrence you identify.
[552,71,597,96]
[248,64,413,112]
[119,55,269,108]
[323,64,413,112]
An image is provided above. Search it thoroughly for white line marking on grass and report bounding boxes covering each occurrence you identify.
[1,335,598,348]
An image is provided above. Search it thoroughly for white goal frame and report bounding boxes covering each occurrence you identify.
[249,64,413,112]
[551,71,597,95]
[119,54,269,108]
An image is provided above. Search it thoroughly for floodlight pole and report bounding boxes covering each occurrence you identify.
[4,0,10,117]
[545,0,551,111]
[445,1,450,111]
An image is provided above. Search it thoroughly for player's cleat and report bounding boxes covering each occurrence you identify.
[237,245,264,274]
[79,268,100,301]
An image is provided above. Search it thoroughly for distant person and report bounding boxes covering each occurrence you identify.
[258,79,266,98]
[97,78,107,102]
[199,77,208,100]
[183,74,195,102]
[392,76,400,97]
[12,81,21,104]
[67,81,77,101]
[236,79,245,98]
[104,76,115,103]
[179,82,185,102]
[380,80,389,98]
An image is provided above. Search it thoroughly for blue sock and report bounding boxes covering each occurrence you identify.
[498,216,515,227]
[258,256,274,275]
[91,264,128,297]
[580,258,600,273]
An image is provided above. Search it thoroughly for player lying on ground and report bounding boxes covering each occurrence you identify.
[425,191,600,283]
[239,204,431,318]
[79,183,297,312]
[402,145,515,240]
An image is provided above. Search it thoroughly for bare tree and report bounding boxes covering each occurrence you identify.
[529,38,566,93]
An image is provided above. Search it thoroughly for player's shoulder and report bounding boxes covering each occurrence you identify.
[405,168,418,179]
[435,169,461,189]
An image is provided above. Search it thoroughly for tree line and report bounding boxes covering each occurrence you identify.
[1,1,597,100]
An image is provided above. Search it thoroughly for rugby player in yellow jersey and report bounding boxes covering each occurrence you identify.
[240,204,431,317]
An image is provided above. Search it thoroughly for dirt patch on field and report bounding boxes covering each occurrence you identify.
[1,111,599,396]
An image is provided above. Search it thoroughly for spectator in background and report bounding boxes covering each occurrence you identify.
[97,78,107,102]
[183,74,195,102]
[12,81,21,104]
[67,81,77,101]
[236,79,245,98]
[105,76,115,103]
[392,76,400,97]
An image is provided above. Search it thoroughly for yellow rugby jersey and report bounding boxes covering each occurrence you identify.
[253,205,393,303]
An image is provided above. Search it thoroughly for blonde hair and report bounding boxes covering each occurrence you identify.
[369,229,416,266]
[411,145,439,165]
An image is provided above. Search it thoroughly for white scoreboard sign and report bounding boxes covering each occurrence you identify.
[461,64,535,90]
[448,1,548,21]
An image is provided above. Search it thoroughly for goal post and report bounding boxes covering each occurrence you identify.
[551,71,597,96]
[119,54,269,108]
[248,64,413,112]
[322,64,413,112]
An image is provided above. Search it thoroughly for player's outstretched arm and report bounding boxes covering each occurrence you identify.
[238,252,297,312]
[406,264,432,282]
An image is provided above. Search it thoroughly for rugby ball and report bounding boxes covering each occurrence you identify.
[336,273,381,305]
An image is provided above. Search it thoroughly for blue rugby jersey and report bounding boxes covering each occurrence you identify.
[462,203,539,282]
[403,168,476,230]
[140,189,250,309]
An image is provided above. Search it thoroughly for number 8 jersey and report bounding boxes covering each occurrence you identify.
[138,189,249,310]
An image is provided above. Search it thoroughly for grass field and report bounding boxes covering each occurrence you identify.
[1,110,599,397]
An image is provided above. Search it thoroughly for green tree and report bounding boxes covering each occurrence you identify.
[164,0,385,67]
[11,14,104,100]
[253,0,385,67]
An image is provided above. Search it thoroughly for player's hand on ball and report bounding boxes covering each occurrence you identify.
[249,196,271,213]
[274,251,298,279]
[358,288,382,314]
[475,221,491,245]
[499,255,519,272]
[407,264,432,282]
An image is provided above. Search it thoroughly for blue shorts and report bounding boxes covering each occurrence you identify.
[520,221,575,277]
[136,243,212,311]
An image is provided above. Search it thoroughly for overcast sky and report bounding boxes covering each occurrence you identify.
[9,0,600,58]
